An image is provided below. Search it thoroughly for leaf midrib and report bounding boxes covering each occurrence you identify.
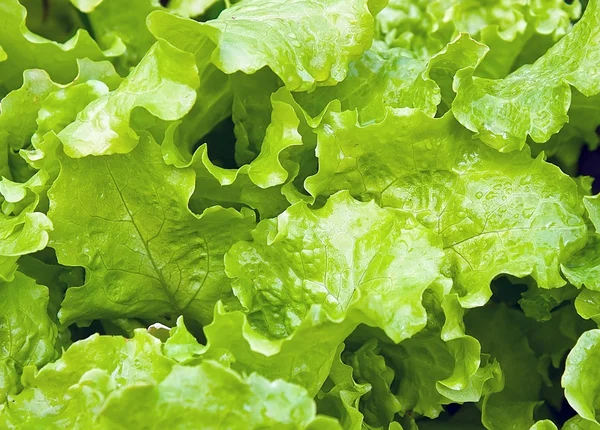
[105,160,180,313]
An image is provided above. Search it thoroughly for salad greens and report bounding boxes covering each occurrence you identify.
[1,0,600,428]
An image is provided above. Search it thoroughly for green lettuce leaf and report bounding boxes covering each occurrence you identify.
[1,319,337,429]
[148,0,375,92]
[200,301,354,396]
[165,0,221,17]
[563,329,600,425]
[517,280,578,322]
[346,291,501,422]
[70,0,160,69]
[316,344,372,430]
[376,0,581,80]
[375,0,448,58]
[1,329,174,428]
[575,288,600,325]
[57,40,198,157]
[563,415,600,430]
[161,316,205,362]
[534,90,600,175]
[0,204,52,281]
[294,34,488,120]
[100,361,338,429]
[1,0,598,427]
[147,11,235,158]
[344,339,401,425]
[465,304,542,430]
[305,108,586,306]
[48,134,255,326]
[563,195,600,291]
[0,273,60,403]
[16,252,85,345]
[0,0,115,95]
[0,169,53,282]
[162,87,304,218]
[225,191,446,342]
[0,70,58,150]
[452,0,600,152]
[436,0,580,79]
[563,233,600,291]
[6,60,124,240]
[523,303,594,387]
[0,69,64,181]
[529,421,558,430]
[25,60,123,171]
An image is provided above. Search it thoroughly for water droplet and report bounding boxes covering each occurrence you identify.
[589,66,599,76]
[475,191,483,199]
[425,142,433,150]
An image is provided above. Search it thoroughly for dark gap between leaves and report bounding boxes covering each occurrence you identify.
[22,0,86,42]
[195,116,238,169]
[70,320,106,342]
[490,276,528,308]
[444,403,461,416]
[578,133,600,194]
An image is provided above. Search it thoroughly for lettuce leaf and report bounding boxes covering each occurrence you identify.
[0,273,60,403]
[305,108,586,306]
[0,0,115,94]
[48,134,255,326]
[58,40,199,157]
[225,191,446,342]
[452,0,600,151]
[563,329,600,426]
[1,0,598,428]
